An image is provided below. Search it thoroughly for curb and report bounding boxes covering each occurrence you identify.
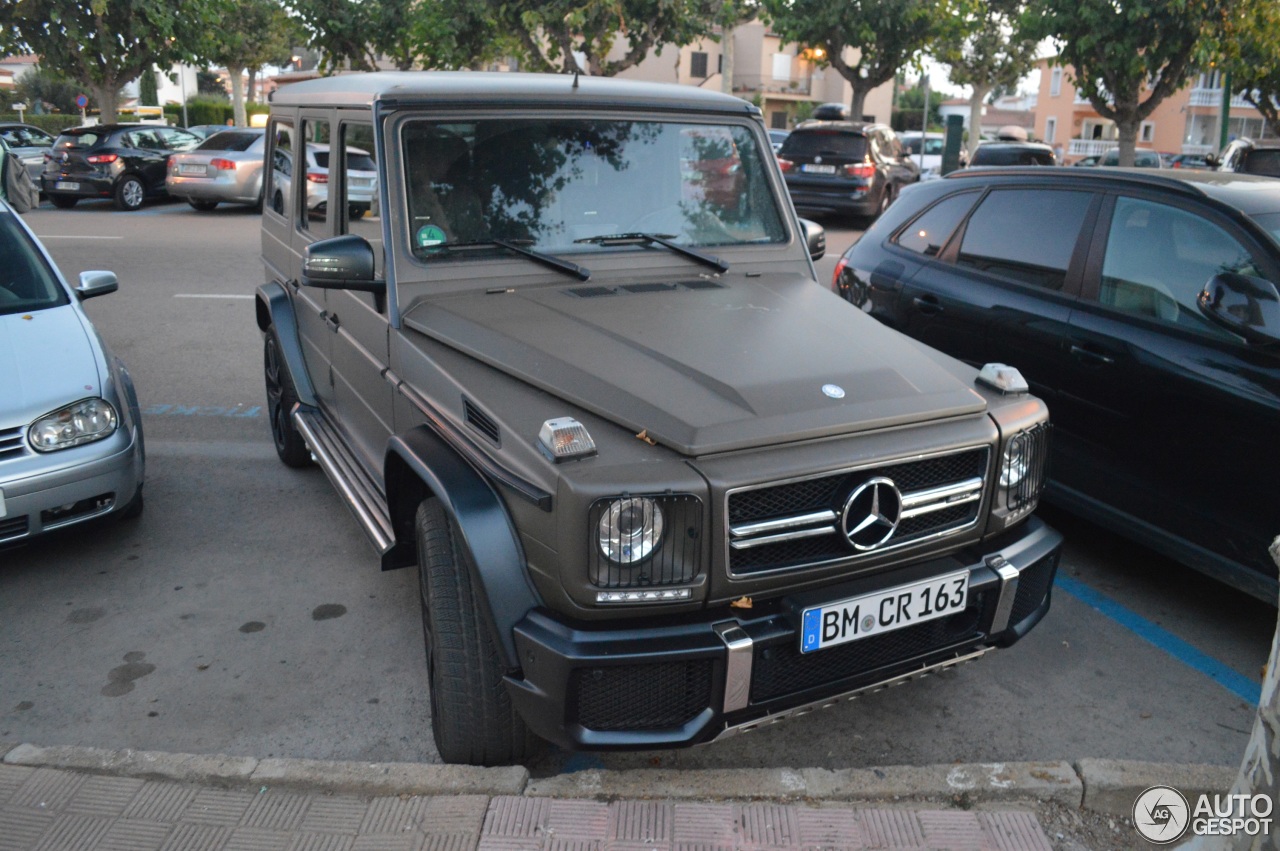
[1,742,1236,815]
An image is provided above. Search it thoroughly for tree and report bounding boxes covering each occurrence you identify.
[1217,0,1280,128]
[14,65,82,114]
[0,0,216,125]
[286,0,490,72]
[496,0,747,76]
[138,67,159,106]
[1024,0,1233,166]
[937,0,1040,154]
[200,0,296,126]
[763,0,960,120]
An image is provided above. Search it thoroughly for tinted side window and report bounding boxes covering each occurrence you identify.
[957,189,1092,289]
[267,120,294,217]
[895,192,978,256]
[1243,149,1280,177]
[1099,196,1266,336]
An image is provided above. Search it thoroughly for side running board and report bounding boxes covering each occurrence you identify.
[293,406,395,555]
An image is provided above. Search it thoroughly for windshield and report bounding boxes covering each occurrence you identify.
[401,118,786,258]
[0,214,69,316]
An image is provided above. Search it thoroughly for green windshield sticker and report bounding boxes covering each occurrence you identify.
[416,224,447,248]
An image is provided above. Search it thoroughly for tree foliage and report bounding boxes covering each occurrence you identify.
[1216,0,1280,128]
[0,0,217,124]
[198,0,297,126]
[762,0,960,119]
[14,65,82,115]
[1024,0,1234,165]
[937,0,1039,153]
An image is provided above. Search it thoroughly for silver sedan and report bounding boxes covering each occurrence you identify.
[165,128,266,211]
[0,197,145,545]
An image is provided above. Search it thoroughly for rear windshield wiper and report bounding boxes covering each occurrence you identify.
[433,238,591,281]
[573,232,729,274]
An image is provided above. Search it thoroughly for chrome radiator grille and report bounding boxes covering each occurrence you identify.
[726,447,990,576]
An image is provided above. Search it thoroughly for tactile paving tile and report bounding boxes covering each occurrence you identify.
[860,809,925,849]
[362,796,432,835]
[976,812,1052,851]
[545,799,608,838]
[421,833,478,851]
[286,831,357,851]
[350,835,423,851]
[483,797,551,838]
[32,813,113,851]
[421,796,488,834]
[610,801,674,843]
[8,765,86,810]
[66,774,146,817]
[157,822,231,851]
[672,803,739,845]
[796,806,864,846]
[96,818,173,851]
[300,796,370,834]
[0,765,34,806]
[736,803,798,846]
[123,781,199,823]
[242,790,311,831]
[222,825,291,851]
[0,807,54,851]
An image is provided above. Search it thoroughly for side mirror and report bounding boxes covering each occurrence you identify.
[1205,154,1220,169]
[799,218,825,261]
[75,271,118,300]
[302,234,385,293]
[1198,272,1280,345]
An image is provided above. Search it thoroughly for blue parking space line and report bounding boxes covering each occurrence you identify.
[1054,574,1262,705]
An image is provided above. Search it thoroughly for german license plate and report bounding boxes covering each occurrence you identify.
[800,570,969,654]
[179,164,206,175]
[801,163,836,174]
[55,181,80,191]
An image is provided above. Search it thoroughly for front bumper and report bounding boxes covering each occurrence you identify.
[506,516,1061,751]
[0,426,143,544]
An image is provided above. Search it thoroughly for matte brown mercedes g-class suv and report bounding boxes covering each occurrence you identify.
[256,72,1062,765]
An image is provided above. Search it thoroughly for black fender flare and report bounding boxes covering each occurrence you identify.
[254,281,318,407]
[385,425,542,670]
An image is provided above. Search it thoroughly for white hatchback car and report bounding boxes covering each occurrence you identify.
[270,143,378,219]
[0,198,145,545]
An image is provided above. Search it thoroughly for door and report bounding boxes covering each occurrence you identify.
[895,187,1095,404]
[327,119,394,473]
[121,128,174,191]
[1058,192,1280,578]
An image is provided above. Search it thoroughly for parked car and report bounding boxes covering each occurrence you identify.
[768,129,790,153]
[257,72,1060,765]
[1169,153,1212,170]
[184,124,232,140]
[166,127,266,211]
[1099,147,1163,168]
[0,196,145,545]
[1072,155,1101,167]
[777,119,919,221]
[968,141,1057,167]
[833,167,1280,601]
[0,123,56,182]
[1215,137,1280,177]
[270,142,377,219]
[898,131,967,180]
[41,124,201,210]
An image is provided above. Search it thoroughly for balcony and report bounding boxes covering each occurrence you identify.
[1188,88,1254,109]
[1068,139,1118,157]
[733,74,813,97]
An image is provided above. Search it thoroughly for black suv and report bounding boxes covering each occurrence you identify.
[834,168,1280,600]
[1215,137,1280,177]
[968,141,1057,167]
[258,72,1060,765]
[777,119,919,221]
[42,124,201,210]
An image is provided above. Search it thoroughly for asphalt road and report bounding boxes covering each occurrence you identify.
[1,197,1274,778]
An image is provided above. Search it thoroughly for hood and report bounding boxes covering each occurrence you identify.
[403,274,987,456]
[0,305,101,428]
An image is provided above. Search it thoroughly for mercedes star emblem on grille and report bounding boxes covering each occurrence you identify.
[840,477,903,550]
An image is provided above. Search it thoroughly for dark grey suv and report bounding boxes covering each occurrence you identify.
[257,72,1061,765]
[777,119,919,221]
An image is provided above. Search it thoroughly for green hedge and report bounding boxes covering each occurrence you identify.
[162,99,269,128]
[0,113,83,133]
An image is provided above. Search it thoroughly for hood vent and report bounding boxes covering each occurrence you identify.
[567,286,618,298]
[463,398,500,446]
[679,279,726,290]
[622,282,678,294]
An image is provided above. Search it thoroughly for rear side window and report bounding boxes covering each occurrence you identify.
[956,189,1092,289]
[1244,149,1280,177]
[780,131,867,160]
[895,192,979,256]
[197,131,262,152]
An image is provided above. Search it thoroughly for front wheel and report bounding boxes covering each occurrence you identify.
[114,175,146,211]
[416,498,540,765]
[263,329,310,468]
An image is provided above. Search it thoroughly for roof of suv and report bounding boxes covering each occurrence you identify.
[944,166,1280,215]
[269,71,762,117]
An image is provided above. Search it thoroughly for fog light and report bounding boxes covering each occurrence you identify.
[598,496,664,563]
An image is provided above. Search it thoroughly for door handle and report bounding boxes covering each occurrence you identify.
[324,312,340,332]
[1070,344,1114,365]
[912,295,943,316]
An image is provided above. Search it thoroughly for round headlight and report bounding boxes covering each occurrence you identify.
[1000,435,1028,488]
[28,398,118,452]
[598,497,664,564]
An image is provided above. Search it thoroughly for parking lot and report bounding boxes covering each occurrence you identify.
[0,197,1274,776]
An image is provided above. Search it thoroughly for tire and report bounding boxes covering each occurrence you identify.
[114,175,146,211]
[48,194,78,209]
[348,203,367,220]
[416,498,540,765]
[262,328,311,468]
[188,198,219,212]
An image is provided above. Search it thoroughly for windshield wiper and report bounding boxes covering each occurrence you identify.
[436,238,591,281]
[573,232,729,274]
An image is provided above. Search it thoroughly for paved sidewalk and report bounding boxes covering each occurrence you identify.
[0,762,1053,851]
